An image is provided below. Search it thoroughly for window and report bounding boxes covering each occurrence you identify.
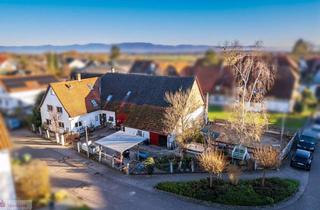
[46,119,51,125]
[58,122,64,128]
[108,116,114,122]
[91,99,98,107]
[57,106,63,113]
[47,105,53,112]
[137,130,143,137]
[75,121,83,127]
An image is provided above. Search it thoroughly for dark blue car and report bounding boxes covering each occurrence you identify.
[290,149,313,171]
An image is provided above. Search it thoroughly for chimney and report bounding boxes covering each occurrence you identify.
[77,73,81,81]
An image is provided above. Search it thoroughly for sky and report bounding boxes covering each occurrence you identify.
[0,0,319,49]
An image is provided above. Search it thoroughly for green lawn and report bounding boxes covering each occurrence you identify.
[155,178,299,206]
[208,106,313,131]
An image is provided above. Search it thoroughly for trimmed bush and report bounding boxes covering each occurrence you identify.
[144,157,155,175]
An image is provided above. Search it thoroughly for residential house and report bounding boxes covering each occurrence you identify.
[265,55,300,112]
[129,60,160,75]
[0,75,59,114]
[39,76,106,134]
[181,55,299,113]
[0,57,17,73]
[40,73,205,149]
[303,57,320,100]
[66,58,87,70]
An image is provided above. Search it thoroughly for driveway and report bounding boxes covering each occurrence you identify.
[10,129,316,210]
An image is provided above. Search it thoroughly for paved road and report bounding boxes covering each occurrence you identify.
[11,130,215,210]
[281,115,320,210]
[10,129,318,210]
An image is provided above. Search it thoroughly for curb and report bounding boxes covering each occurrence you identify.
[154,173,309,210]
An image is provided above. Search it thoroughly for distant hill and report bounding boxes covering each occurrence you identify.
[0,42,284,54]
[0,42,221,54]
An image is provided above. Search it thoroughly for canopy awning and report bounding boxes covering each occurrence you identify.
[94,131,147,153]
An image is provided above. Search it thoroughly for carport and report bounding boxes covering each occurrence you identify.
[94,131,147,165]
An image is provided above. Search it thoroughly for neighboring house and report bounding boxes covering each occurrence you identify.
[40,73,205,149]
[0,75,59,114]
[181,64,234,106]
[70,62,110,80]
[0,114,16,204]
[0,58,17,73]
[265,55,300,113]
[303,57,320,100]
[66,58,87,70]
[182,55,299,113]
[129,60,160,75]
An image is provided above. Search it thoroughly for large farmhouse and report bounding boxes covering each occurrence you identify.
[40,73,205,148]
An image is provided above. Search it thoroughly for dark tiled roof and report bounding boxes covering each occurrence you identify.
[105,102,168,134]
[100,73,195,108]
[129,60,159,75]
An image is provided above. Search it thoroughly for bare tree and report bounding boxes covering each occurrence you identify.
[199,149,228,188]
[163,88,204,157]
[223,42,275,146]
[254,146,280,186]
[45,110,62,142]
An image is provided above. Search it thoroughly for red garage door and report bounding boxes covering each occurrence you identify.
[150,132,159,146]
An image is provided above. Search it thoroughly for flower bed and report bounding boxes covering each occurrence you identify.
[155,177,299,206]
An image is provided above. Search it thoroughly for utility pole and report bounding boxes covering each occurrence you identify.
[280,112,287,147]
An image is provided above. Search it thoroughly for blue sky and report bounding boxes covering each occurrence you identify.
[0,0,319,49]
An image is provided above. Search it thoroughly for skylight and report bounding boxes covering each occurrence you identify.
[91,99,98,107]
[106,95,112,102]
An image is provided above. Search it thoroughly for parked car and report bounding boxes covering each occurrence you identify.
[312,117,320,130]
[297,139,316,152]
[290,149,313,171]
[300,128,320,142]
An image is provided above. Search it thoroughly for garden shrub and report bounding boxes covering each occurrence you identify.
[12,160,51,203]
